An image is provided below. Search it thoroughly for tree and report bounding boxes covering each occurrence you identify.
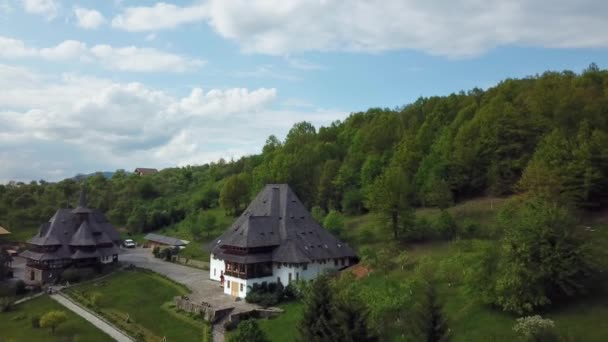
[332,298,379,342]
[0,247,12,280]
[424,178,453,209]
[229,320,269,342]
[323,210,344,236]
[298,275,337,341]
[467,196,598,313]
[40,310,67,334]
[220,173,250,216]
[367,166,414,240]
[189,223,203,241]
[200,212,218,238]
[434,210,457,240]
[513,315,557,342]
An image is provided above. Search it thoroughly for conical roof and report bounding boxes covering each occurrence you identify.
[72,188,92,214]
[211,184,357,263]
[70,220,97,246]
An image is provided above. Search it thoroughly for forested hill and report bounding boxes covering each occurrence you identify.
[1,64,608,239]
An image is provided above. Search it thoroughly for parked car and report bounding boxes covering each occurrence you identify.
[123,239,136,248]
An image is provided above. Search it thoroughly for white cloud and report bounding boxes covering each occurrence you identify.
[21,0,58,19]
[39,40,88,60]
[0,35,204,72]
[0,63,345,182]
[112,2,207,31]
[89,44,204,72]
[74,7,106,29]
[112,0,608,58]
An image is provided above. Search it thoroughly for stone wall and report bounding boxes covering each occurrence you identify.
[174,295,231,322]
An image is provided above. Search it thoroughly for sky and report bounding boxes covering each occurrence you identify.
[1,0,607,183]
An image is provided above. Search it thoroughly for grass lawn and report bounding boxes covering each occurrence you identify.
[65,269,206,341]
[258,302,304,341]
[0,295,112,342]
[226,301,304,342]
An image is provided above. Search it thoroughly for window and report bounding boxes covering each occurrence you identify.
[296,272,299,281]
[341,258,345,266]
[240,283,244,292]
[288,273,292,284]
[303,263,308,270]
[334,259,338,266]
[227,280,231,288]
[214,268,216,276]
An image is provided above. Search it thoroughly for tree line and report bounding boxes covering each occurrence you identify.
[1,64,607,239]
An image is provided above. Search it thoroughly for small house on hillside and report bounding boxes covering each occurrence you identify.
[134,168,158,176]
[20,189,121,284]
[144,233,188,249]
[209,184,358,298]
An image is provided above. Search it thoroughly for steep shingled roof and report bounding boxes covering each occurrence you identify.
[21,188,121,262]
[210,184,357,263]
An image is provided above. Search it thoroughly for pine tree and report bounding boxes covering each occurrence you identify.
[298,275,337,342]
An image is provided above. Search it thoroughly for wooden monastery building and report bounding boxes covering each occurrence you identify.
[209,184,357,298]
[20,189,121,284]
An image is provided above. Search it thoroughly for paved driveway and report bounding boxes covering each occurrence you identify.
[120,247,256,311]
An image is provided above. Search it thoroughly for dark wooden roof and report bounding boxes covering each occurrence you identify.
[144,233,187,246]
[20,188,121,262]
[210,184,357,263]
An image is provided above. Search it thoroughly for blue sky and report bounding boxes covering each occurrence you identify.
[1,0,607,182]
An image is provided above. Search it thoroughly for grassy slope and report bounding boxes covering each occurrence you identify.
[0,295,113,342]
[65,269,203,341]
[263,197,608,341]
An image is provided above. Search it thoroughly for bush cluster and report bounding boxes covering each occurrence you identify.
[245,281,296,307]
[60,267,97,283]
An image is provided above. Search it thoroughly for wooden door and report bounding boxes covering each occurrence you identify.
[231,282,239,297]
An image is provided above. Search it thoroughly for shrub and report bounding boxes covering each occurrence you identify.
[40,310,68,334]
[229,319,269,342]
[458,219,479,238]
[0,296,14,312]
[246,281,289,307]
[513,315,558,342]
[14,280,26,295]
[434,210,457,240]
[404,216,436,241]
[90,292,103,307]
[61,267,97,283]
[61,268,81,283]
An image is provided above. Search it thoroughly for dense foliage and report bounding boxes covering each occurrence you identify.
[1,65,607,241]
[229,320,269,342]
[464,196,598,313]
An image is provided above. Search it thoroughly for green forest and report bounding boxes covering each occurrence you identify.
[2,65,608,340]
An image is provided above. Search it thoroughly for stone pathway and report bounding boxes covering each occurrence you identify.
[50,293,134,342]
